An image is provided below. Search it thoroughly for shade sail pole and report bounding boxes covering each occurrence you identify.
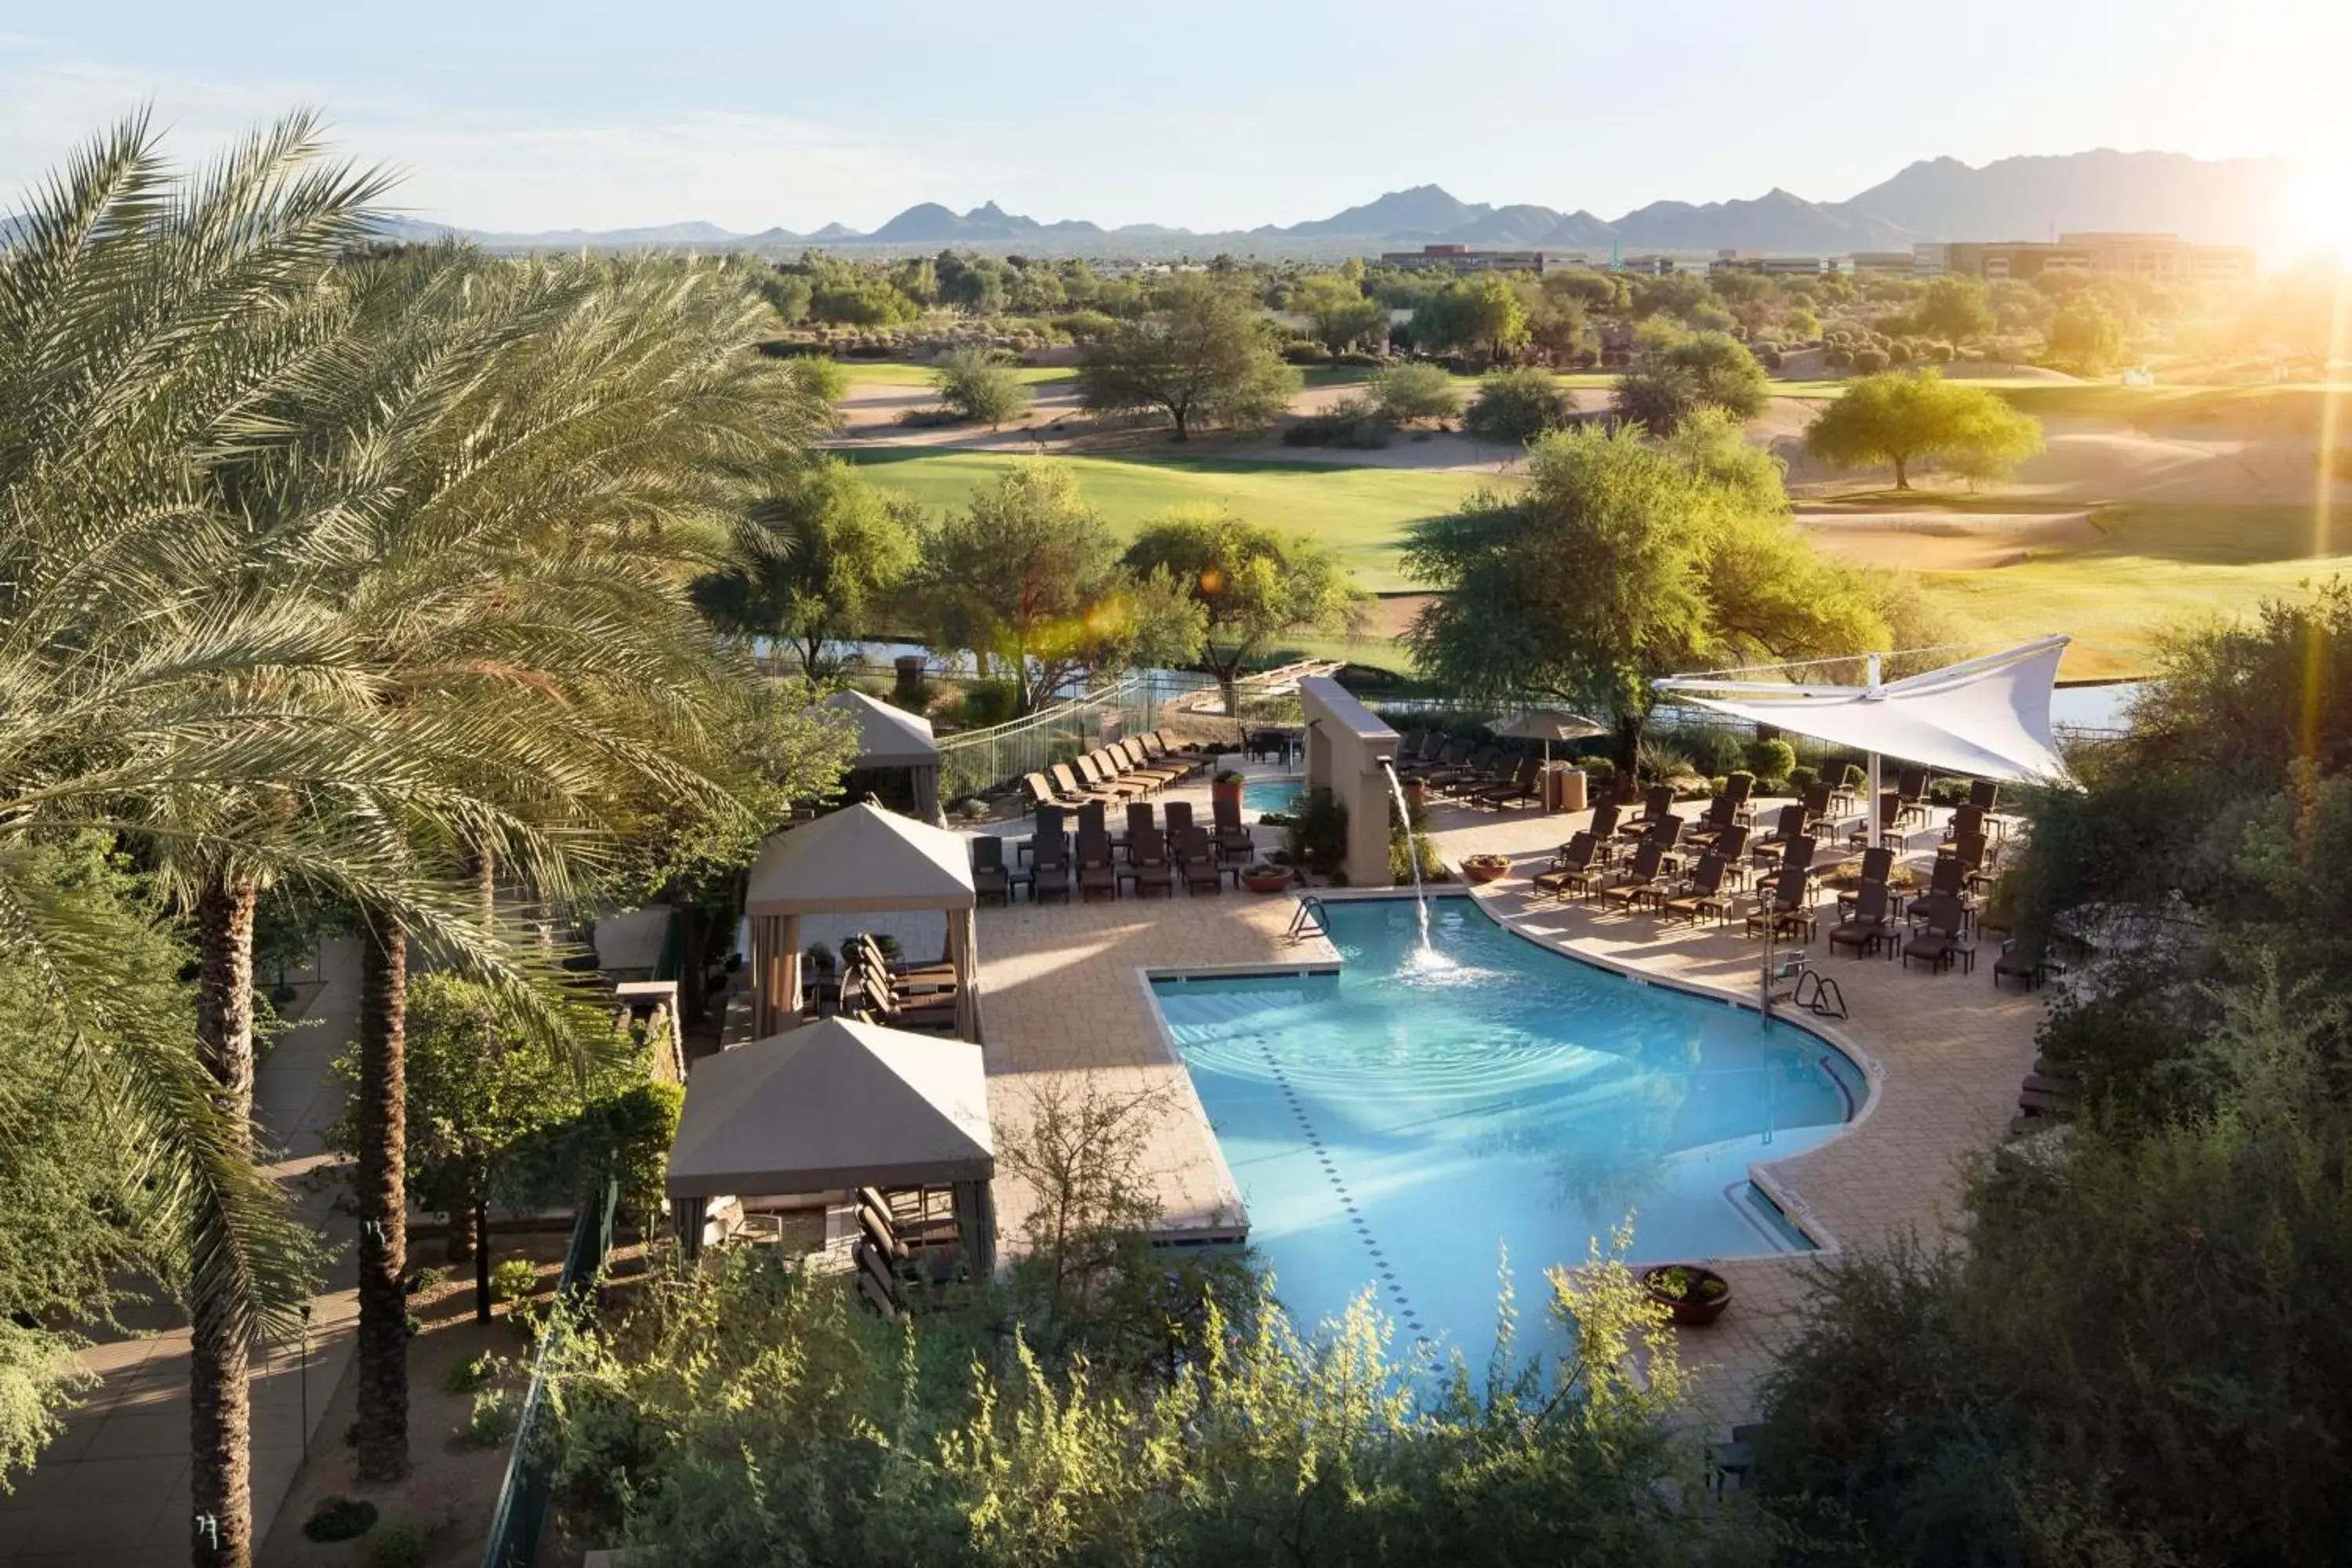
[1865,654,1883,852]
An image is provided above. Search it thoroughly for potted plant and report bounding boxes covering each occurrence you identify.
[1240,862,1294,894]
[1460,853,1512,884]
[1641,1263,1731,1327]
[1211,768,1247,814]
[1402,776,1428,811]
[804,942,836,975]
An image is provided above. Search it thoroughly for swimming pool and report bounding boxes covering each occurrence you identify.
[1151,895,1864,1361]
[1240,778,1303,818]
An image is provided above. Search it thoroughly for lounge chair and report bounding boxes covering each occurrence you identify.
[1600,841,1668,912]
[1618,786,1675,844]
[1993,937,2046,991]
[1023,771,1081,812]
[1943,803,1987,846]
[1029,833,1073,902]
[1123,801,1156,858]
[1074,750,1152,800]
[1023,804,1069,866]
[1177,826,1225,894]
[1708,824,1751,884]
[1901,895,1969,972]
[1050,761,1120,805]
[1831,763,1866,815]
[1744,872,1815,942]
[1751,804,1806,866]
[1211,795,1254,859]
[1115,738,1188,789]
[1801,780,1836,833]
[1846,790,1904,850]
[1827,880,1891,958]
[1894,767,1932,829]
[1429,744,1504,793]
[1127,827,1176,898]
[1398,737,1471,782]
[1534,831,1603,898]
[1136,733,1204,781]
[1835,847,1895,920]
[1755,835,1818,902]
[1587,800,1623,844]
[971,836,1018,906]
[1075,800,1109,841]
[1076,830,1119,901]
[1472,756,1545,810]
[1663,853,1733,925]
[1165,800,1196,840]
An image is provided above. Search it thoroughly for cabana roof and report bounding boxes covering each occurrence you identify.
[745,802,975,915]
[815,688,938,769]
[665,1018,993,1197]
[1653,636,2075,786]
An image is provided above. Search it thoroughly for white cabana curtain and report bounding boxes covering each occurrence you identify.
[1654,636,2076,786]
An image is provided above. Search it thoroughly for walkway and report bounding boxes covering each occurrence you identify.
[0,939,364,1565]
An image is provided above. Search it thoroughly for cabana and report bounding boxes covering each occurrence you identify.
[811,688,943,824]
[1653,636,2076,848]
[743,802,980,1040]
[665,1017,996,1273]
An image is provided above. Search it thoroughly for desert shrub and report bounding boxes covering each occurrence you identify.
[1287,786,1349,867]
[303,1497,379,1544]
[1824,344,1853,369]
[1746,737,1798,781]
[457,1387,517,1450]
[1929,341,1957,364]
[1279,341,1330,365]
[441,1350,503,1397]
[1578,755,1616,786]
[894,405,964,428]
[1465,368,1573,445]
[1283,395,1389,448]
[956,679,1020,728]
[931,347,1033,428]
[1852,347,1890,374]
[367,1515,431,1568]
[1887,342,1912,365]
[407,1265,445,1294]
[491,1258,539,1306]
[1635,739,1693,784]
[1681,728,1747,778]
[1332,349,1385,366]
[1926,776,1972,808]
[1787,765,1820,793]
[1756,346,1784,370]
[782,355,851,405]
[1369,361,1462,425]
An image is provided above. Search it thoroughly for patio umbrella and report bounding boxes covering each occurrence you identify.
[1494,708,1608,764]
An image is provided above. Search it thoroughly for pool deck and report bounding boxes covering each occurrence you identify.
[972,768,2043,1423]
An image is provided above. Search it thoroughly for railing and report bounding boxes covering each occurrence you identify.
[933,669,1210,802]
[481,1177,618,1568]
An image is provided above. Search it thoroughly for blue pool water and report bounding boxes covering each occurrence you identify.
[1240,779,1303,817]
[1152,896,1862,1362]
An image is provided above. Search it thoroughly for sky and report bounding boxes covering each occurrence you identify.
[3,2,2350,235]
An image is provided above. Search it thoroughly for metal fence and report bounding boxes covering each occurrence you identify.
[934,669,1210,804]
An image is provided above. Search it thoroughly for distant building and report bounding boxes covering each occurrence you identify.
[1708,250,1835,278]
[1376,244,1599,275]
[1847,252,1917,276]
[1913,234,2254,287]
[1615,253,1709,276]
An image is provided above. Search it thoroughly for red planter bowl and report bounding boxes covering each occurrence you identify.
[1460,857,1512,884]
[1642,1264,1731,1327]
[1242,870,1294,894]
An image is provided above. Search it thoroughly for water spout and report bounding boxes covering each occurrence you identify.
[1380,759,1436,963]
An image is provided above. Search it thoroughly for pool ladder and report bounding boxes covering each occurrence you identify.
[1287,895,1330,943]
[1791,968,1848,1021]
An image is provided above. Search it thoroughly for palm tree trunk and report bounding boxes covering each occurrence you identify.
[191,870,256,1568]
[353,919,409,1483]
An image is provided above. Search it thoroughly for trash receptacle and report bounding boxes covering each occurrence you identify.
[1547,765,1588,814]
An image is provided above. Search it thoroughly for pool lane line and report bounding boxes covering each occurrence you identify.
[1254,1031,1428,1344]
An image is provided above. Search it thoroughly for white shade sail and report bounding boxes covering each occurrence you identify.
[745,801,975,916]
[812,688,939,769]
[1653,636,2076,786]
[665,1018,993,1197]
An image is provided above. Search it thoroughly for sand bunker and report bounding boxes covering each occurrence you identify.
[1795,508,2103,571]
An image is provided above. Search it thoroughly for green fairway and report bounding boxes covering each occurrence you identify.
[837,360,1074,388]
[844,447,1502,591]
[1907,503,2352,678]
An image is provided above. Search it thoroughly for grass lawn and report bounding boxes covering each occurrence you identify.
[844,447,1501,592]
[837,361,1074,388]
[1909,503,2352,678]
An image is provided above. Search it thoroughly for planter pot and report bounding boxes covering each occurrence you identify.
[1241,870,1294,895]
[1211,779,1245,813]
[1641,1264,1731,1327]
[1460,857,1512,884]
[1403,779,1427,811]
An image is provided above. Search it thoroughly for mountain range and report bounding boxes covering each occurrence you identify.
[368,148,2296,257]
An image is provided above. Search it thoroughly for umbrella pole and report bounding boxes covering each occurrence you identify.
[1867,751,1882,851]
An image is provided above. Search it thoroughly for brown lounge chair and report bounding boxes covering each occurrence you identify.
[1127,827,1176,898]
[971,836,1022,906]
[1050,761,1120,805]
[1617,785,1675,843]
[1029,833,1073,902]
[1211,795,1254,859]
[1074,750,1153,800]
[1663,854,1733,925]
[1076,829,1119,900]
[1755,834,1818,902]
[1599,841,1668,913]
[1534,831,1603,898]
[1835,848,1896,919]
[1472,756,1544,810]
[1751,804,1806,866]
[1744,872,1815,942]
[1177,826,1225,894]
[1901,894,1969,972]
[1827,880,1891,958]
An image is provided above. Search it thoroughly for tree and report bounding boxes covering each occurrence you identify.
[1410,274,1527,359]
[1073,276,1300,440]
[1465,368,1575,446]
[918,464,1204,711]
[1369,361,1461,425]
[1123,509,1365,720]
[1406,423,1888,766]
[931,347,1033,429]
[2048,294,2127,373]
[1611,331,1769,432]
[1298,275,1390,356]
[1914,275,1994,344]
[1523,288,1595,364]
[780,354,850,408]
[1802,369,2045,489]
[695,458,920,676]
